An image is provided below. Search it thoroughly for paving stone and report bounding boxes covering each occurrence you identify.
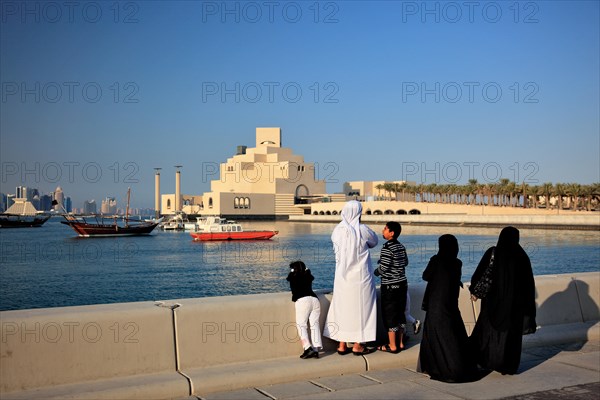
[312,373,379,391]
[257,380,329,399]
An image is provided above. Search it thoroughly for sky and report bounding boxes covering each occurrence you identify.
[1,0,599,209]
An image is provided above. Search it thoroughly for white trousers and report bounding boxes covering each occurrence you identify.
[295,296,323,350]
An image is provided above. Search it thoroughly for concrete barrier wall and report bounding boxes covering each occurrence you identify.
[0,301,188,398]
[1,272,598,398]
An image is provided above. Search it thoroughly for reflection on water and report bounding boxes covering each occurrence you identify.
[0,218,598,311]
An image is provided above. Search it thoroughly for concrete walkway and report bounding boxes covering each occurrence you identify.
[196,340,600,400]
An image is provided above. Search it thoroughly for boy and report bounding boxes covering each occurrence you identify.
[375,221,409,353]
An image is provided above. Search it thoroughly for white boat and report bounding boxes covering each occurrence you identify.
[160,212,186,231]
[190,216,278,241]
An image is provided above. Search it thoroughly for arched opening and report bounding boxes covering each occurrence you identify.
[208,198,213,208]
[373,209,383,215]
[166,199,171,209]
[295,184,310,204]
[244,197,250,209]
[409,209,421,215]
[365,209,372,215]
[397,209,407,215]
[384,209,394,215]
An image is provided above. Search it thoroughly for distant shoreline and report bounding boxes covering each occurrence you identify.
[290,213,600,231]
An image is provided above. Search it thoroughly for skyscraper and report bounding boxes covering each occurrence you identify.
[39,194,53,211]
[83,200,97,214]
[53,187,65,211]
[16,186,31,200]
[101,197,117,215]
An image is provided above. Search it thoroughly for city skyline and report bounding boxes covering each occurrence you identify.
[0,185,155,215]
[1,1,598,209]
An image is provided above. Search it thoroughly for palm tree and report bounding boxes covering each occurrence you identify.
[383,183,395,201]
[566,183,583,211]
[497,178,510,207]
[540,182,553,209]
[519,182,528,208]
[582,183,600,211]
[398,182,407,201]
[426,184,437,203]
[375,184,384,200]
[554,183,567,211]
[527,184,540,208]
[466,179,478,205]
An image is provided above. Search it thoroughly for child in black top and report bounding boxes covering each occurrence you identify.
[287,260,322,359]
[374,221,409,353]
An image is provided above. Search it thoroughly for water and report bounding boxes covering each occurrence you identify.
[1,218,598,311]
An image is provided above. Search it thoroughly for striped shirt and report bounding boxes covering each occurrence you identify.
[376,239,408,285]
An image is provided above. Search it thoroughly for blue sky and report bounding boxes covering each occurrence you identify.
[1,0,599,209]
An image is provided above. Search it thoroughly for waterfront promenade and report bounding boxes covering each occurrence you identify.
[1,272,598,400]
[199,340,600,400]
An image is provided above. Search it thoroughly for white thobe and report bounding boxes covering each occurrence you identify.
[323,222,378,343]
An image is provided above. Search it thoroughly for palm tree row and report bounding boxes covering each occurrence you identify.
[373,180,600,211]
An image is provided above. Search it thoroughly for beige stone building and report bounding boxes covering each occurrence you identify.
[161,127,331,218]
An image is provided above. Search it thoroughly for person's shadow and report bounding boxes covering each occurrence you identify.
[518,279,599,373]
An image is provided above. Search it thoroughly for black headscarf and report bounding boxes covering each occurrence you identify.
[422,234,462,311]
[438,234,459,260]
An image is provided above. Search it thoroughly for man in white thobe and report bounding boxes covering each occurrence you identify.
[323,200,379,355]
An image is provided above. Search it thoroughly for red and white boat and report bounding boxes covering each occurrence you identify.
[190,216,278,241]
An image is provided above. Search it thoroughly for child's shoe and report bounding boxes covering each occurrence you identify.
[300,348,319,359]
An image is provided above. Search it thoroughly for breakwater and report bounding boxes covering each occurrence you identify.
[1,272,598,399]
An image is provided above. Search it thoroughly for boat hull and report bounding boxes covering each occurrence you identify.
[190,231,278,241]
[61,221,159,237]
[0,214,51,228]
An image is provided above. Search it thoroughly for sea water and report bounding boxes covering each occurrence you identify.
[1,217,598,311]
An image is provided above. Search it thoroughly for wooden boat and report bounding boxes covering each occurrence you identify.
[60,215,159,237]
[60,188,159,237]
[190,216,278,241]
[0,199,50,228]
[0,213,50,228]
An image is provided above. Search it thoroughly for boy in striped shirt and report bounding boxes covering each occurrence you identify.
[375,221,409,353]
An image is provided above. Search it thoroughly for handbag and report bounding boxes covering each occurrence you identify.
[471,248,495,299]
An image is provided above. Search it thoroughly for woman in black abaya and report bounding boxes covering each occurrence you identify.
[419,234,476,383]
[469,226,537,375]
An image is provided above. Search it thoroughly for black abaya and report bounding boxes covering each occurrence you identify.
[419,235,476,383]
[469,227,537,375]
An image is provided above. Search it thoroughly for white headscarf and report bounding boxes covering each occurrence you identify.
[339,200,362,257]
[340,200,362,239]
